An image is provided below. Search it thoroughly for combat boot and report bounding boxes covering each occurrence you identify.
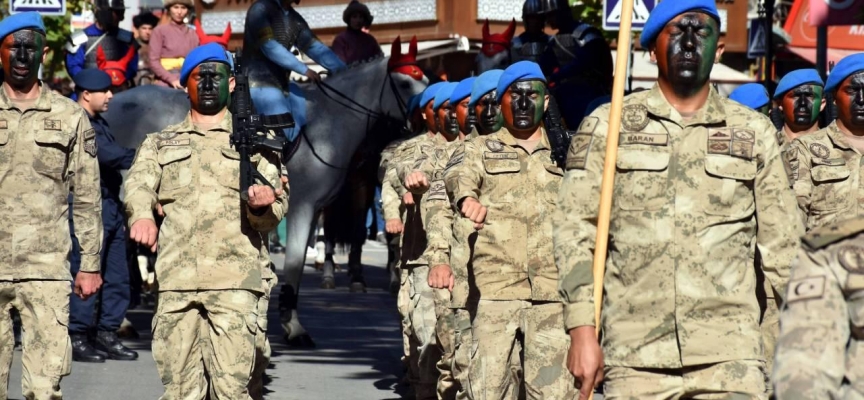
[71,333,105,363]
[94,330,139,361]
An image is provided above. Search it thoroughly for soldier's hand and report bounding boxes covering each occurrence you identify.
[280,175,289,194]
[304,69,321,82]
[403,192,415,206]
[170,80,183,90]
[385,218,404,234]
[130,219,159,252]
[460,198,487,230]
[248,185,277,209]
[156,204,165,217]
[567,326,604,399]
[405,171,430,193]
[428,265,454,291]
[74,271,103,300]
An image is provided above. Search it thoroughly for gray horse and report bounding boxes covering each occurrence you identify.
[104,53,427,346]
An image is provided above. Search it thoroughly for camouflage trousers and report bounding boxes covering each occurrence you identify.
[451,308,473,400]
[466,299,575,400]
[153,290,259,400]
[760,292,780,389]
[249,276,277,400]
[0,280,72,400]
[398,266,419,386]
[408,265,441,400]
[434,289,456,400]
[604,360,767,399]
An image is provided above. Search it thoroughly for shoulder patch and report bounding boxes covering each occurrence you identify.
[577,116,599,135]
[837,245,864,273]
[621,104,649,132]
[444,151,464,172]
[803,217,864,250]
[786,276,826,303]
[485,140,504,152]
[158,131,178,140]
[83,129,97,157]
[565,133,593,170]
[809,143,830,159]
[427,180,447,201]
[784,147,800,182]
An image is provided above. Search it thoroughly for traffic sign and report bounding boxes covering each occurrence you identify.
[10,0,66,16]
[604,0,656,32]
[747,18,767,59]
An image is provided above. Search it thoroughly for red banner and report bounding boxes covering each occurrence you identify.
[809,0,864,26]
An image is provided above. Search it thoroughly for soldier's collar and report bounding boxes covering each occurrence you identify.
[0,82,52,112]
[827,120,854,150]
[177,111,233,135]
[645,83,726,127]
[497,127,550,151]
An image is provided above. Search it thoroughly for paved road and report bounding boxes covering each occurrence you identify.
[6,243,407,400]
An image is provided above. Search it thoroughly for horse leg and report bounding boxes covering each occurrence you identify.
[320,211,337,289]
[387,233,401,296]
[348,243,366,293]
[279,203,316,348]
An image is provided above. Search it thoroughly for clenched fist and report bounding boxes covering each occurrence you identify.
[460,197,487,230]
[428,265,454,290]
[130,219,159,252]
[385,218,403,234]
[248,184,279,209]
[404,171,430,193]
[567,326,605,399]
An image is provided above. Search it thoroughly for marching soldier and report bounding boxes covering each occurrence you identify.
[730,82,771,115]
[772,69,825,149]
[447,61,576,399]
[0,12,104,400]
[554,0,801,398]
[471,70,506,136]
[773,216,864,398]
[124,44,287,398]
[785,54,864,232]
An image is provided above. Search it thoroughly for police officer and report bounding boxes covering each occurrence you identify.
[68,68,138,362]
[729,82,771,115]
[65,0,138,85]
[772,69,825,148]
[773,216,864,398]
[555,0,801,397]
[512,0,551,64]
[0,12,103,400]
[785,54,864,232]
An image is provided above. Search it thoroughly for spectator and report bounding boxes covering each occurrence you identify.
[65,0,138,85]
[332,1,382,65]
[149,0,198,88]
[132,12,159,85]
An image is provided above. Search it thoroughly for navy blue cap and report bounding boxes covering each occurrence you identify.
[433,82,458,110]
[584,95,611,117]
[497,61,546,102]
[470,69,503,107]
[73,68,112,92]
[639,0,720,48]
[420,82,447,109]
[774,69,823,99]
[729,83,770,110]
[180,43,232,87]
[825,53,864,93]
[450,77,476,104]
[0,12,45,41]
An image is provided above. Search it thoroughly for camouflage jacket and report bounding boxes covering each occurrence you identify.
[554,84,802,368]
[123,112,287,293]
[0,83,103,280]
[380,140,405,222]
[785,121,864,232]
[391,133,433,265]
[449,127,563,301]
[774,217,864,399]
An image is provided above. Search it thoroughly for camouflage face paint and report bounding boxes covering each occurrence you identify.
[455,97,475,135]
[836,72,864,131]
[501,80,546,134]
[782,84,823,130]
[437,100,460,137]
[423,101,438,133]
[655,12,719,97]
[474,90,503,134]
[1,30,44,90]
[188,62,231,115]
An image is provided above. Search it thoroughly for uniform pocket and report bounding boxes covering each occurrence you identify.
[810,164,852,212]
[615,150,670,211]
[703,156,757,217]
[43,307,72,376]
[157,147,192,192]
[465,339,481,400]
[218,148,263,191]
[33,130,74,177]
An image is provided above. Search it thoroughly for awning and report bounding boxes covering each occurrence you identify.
[783,46,860,66]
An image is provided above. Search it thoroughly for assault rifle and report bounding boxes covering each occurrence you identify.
[544,94,575,169]
[230,50,295,201]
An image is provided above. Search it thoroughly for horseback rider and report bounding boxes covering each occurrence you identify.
[243,0,347,141]
[148,0,198,89]
[65,0,138,88]
[332,0,383,65]
[512,0,551,64]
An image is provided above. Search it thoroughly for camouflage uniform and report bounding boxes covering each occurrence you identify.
[124,112,287,399]
[773,217,864,399]
[249,264,278,400]
[448,128,575,400]
[555,85,801,397]
[0,84,103,400]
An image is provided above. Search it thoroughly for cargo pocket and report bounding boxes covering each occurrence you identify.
[0,129,9,170]
[465,339,481,400]
[33,130,74,178]
[43,307,72,376]
[615,150,670,211]
[157,147,192,194]
[218,149,263,192]
[703,156,757,218]
[810,164,852,212]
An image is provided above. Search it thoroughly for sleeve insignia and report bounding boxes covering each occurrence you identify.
[786,276,826,303]
[838,245,864,273]
[621,104,649,132]
[83,129,97,157]
[784,148,800,182]
[577,116,599,135]
[565,133,593,170]
[809,143,830,159]
[444,152,464,172]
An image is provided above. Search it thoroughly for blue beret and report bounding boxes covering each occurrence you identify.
[420,82,447,109]
[729,83,770,110]
[584,95,611,116]
[773,69,823,99]
[470,69,503,107]
[0,12,45,41]
[180,43,232,87]
[825,53,864,93]
[433,83,458,110]
[450,77,476,104]
[73,69,112,92]
[639,0,720,48]
[496,61,546,102]
[407,94,422,114]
